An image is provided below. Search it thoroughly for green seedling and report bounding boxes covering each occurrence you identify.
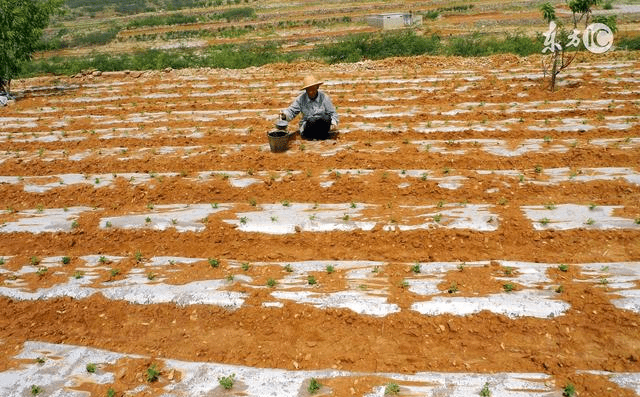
[308,378,321,394]
[635,217,640,224]
[211,202,218,209]
[31,256,40,266]
[146,364,160,382]
[342,214,350,221]
[411,264,421,273]
[36,267,48,276]
[271,216,278,222]
[61,256,71,265]
[503,266,513,276]
[226,274,234,282]
[249,198,257,206]
[171,218,178,225]
[241,262,250,271]
[436,200,445,208]
[503,283,515,292]
[267,278,277,287]
[218,373,235,390]
[74,271,84,279]
[558,264,569,272]
[534,165,543,174]
[284,264,293,272]
[385,382,400,395]
[86,363,97,373]
[480,382,491,396]
[99,256,108,264]
[281,200,290,207]
[544,202,556,210]
[0,257,5,265]
[433,213,442,223]
[209,258,220,268]
[36,357,46,364]
[372,266,379,273]
[308,275,317,285]
[107,388,116,397]
[134,251,143,262]
[145,217,151,223]
[105,221,112,228]
[563,383,576,397]
[457,263,465,271]
[110,268,120,277]
[555,285,564,293]
[448,282,459,293]
[350,202,357,208]
[147,272,156,280]
[31,385,42,395]
[585,218,595,225]
[326,265,335,274]
[239,217,248,224]
[539,217,550,225]
[399,279,409,289]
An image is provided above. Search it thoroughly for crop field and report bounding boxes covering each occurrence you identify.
[1,49,639,396]
[1,0,640,394]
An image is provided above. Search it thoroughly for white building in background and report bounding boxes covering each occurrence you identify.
[365,12,423,30]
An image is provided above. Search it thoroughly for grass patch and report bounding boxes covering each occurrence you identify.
[618,34,640,51]
[126,13,198,29]
[314,30,441,63]
[22,41,297,76]
[446,32,543,57]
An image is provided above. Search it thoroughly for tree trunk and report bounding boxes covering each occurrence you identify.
[550,53,558,92]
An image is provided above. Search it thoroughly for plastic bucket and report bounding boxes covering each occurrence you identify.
[267,130,290,153]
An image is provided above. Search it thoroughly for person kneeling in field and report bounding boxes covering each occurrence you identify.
[280,75,339,140]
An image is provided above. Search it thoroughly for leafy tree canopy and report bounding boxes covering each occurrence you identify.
[0,0,63,94]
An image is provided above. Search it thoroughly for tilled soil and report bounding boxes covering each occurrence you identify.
[0,52,639,396]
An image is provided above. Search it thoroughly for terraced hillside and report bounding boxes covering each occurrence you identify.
[1,51,640,396]
[36,0,640,63]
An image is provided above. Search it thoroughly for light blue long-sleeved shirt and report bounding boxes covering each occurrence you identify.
[282,90,339,131]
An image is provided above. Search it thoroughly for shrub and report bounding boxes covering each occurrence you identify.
[127,13,198,29]
[220,7,255,21]
[314,30,441,63]
[446,32,542,57]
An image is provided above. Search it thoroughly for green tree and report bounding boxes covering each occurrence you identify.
[540,2,556,23]
[0,0,62,96]
[539,0,600,91]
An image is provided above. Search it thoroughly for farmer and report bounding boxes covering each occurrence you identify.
[280,75,339,140]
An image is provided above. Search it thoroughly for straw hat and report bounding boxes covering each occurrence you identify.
[301,75,324,90]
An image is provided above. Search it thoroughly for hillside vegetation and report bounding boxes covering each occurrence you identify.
[24,0,640,76]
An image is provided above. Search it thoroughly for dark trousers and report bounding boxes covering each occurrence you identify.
[302,113,331,140]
